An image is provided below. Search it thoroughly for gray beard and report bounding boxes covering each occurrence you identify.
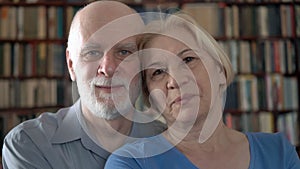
[86,96,122,120]
[77,79,133,120]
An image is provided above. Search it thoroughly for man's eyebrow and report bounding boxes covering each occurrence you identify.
[114,42,137,49]
[81,43,101,50]
[79,43,101,56]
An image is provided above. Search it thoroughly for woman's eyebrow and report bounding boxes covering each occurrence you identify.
[177,48,193,57]
[143,61,165,69]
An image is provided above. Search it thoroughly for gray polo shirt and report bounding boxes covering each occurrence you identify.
[2,100,166,169]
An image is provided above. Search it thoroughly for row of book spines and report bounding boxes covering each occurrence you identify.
[0,0,297,5]
[1,4,300,39]
[181,3,299,38]
[224,111,299,145]
[0,6,80,40]
[225,75,299,111]
[0,0,95,4]
[219,39,298,74]
[0,43,66,77]
[0,78,66,109]
[0,39,297,77]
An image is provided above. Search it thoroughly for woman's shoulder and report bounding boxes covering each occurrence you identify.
[246,132,289,144]
[246,132,300,169]
[246,132,294,152]
[113,134,174,159]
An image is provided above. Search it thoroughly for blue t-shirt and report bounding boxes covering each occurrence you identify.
[105,132,300,169]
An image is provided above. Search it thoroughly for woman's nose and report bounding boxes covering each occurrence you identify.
[166,75,179,90]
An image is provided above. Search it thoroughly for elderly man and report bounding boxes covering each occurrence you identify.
[2,1,165,168]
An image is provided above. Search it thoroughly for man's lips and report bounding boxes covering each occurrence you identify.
[95,85,124,92]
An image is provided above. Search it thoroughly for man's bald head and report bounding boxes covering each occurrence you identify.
[66,1,144,121]
[67,1,143,57]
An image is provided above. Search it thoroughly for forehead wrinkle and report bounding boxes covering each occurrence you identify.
[144,61,166,69]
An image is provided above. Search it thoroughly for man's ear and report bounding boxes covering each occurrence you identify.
[66,48,76,81]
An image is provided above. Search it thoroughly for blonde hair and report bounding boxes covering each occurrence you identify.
[139,12,235,105]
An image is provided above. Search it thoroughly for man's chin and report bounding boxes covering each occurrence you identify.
[92,109,122,120]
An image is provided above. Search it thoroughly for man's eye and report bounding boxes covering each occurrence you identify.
[88,50,101,56]
[81,50,103,61]
[115,49,134,60]
[119,50,131,56]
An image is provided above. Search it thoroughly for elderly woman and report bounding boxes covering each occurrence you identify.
[104,12,300,169]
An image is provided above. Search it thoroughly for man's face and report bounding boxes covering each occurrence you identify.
[75,37,140,120]
[69,13,143,120]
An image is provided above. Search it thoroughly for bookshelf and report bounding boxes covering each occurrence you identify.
[180,0,300,155]
[0,0,91,158]
[0,0,299,159]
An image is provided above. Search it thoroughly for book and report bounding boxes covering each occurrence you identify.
[181,3,224,37]
[23,7,38,39]
[259,111,274,133]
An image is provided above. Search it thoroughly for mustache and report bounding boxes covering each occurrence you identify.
[89,77,129,88]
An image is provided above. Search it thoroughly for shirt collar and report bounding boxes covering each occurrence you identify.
[51,99,82,143]
[50,99,111,158]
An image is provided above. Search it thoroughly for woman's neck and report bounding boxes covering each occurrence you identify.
[164,122,232,151]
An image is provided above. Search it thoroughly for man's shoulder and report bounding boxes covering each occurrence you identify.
[5,107,70,143]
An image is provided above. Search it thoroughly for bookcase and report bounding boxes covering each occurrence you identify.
[0,0,299,161]
[179,0,300,155]
[0,0,89,159]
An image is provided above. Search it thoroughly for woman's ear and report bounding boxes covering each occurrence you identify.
[66,49,76,81]
[218,67,227,91]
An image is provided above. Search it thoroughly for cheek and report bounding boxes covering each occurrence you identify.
[147,80,166,95]
[196,78,211,95]
[129,75,141,94]
[75,62,98,81]
[147,81,167,108]
[149,89,167,113]
[192,67,211,98]
[117,59,141,83]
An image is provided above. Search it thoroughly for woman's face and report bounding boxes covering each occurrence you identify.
[142,35,223,126]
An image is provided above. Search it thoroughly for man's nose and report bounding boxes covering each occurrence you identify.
[97,53,117,78]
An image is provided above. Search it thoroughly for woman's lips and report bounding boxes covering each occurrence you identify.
[170,94,196,107]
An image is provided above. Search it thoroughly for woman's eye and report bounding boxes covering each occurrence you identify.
[152,69,165,76]
[183,56,195,63]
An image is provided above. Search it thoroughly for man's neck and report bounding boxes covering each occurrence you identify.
[82,105,134,152]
